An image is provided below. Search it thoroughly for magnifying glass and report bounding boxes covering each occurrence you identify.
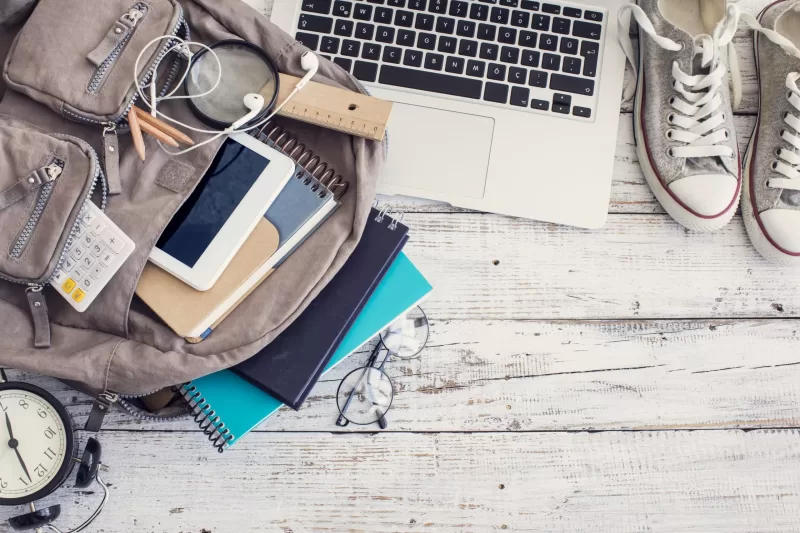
[184,40,279,129]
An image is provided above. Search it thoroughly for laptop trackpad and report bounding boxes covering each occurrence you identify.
[380,103,494,199]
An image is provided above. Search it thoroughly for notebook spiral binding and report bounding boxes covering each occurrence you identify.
[255,120,350,201]
[175,384,234,453]
[373,199,404,231]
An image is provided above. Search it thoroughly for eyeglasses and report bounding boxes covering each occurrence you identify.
[335,306,430,429]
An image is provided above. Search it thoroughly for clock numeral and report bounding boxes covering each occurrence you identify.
[37,408,47,419]
[44,426,56,439]
[18,399,29,409]
[43,447,55,460]
[0,478,7,489]
[34,464,48,478]
[18,477,28,487]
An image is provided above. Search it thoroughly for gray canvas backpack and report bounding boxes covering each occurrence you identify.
[0,0,385,419]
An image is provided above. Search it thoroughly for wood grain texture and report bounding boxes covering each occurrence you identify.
[3,430,799,533]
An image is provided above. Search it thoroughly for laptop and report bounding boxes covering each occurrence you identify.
[272,0,627,228]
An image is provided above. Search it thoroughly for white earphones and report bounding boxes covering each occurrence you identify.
[133,37,320,156]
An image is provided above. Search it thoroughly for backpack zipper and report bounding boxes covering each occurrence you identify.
[10,160,64,259]
[87,2,149,94]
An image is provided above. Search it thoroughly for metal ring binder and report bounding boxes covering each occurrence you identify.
[372,201,404,230]
[176,384,235,453]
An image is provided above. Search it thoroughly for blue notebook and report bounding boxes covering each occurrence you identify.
[179,252,432,452]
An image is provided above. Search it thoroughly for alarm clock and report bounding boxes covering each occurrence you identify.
[0,369,110,532]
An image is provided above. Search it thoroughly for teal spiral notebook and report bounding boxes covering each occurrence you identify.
[179,252,432,452]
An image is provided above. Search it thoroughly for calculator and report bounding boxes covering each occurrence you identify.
[51,201,135,312]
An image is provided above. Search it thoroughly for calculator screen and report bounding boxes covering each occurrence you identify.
[156,138,270,268]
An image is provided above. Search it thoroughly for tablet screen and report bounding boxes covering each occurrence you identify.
[156,138,270,268]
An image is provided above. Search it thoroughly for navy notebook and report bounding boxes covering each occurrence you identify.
[232,207,409,410]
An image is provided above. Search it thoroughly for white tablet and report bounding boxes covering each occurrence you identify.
[149,132,294,291]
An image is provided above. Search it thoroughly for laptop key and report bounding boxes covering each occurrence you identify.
[573,20,602,39]
[501,0,518,6]
[438,35,457,52]
[353,60,378,81]
[334,19,354,36]
[518,30,537,47]
[355,22,375,40]
[552,17,570,34]
[403,49,424,66]
[532,14,549,30]
[424,52,445,70]
[457,19,476,36]
[436,16,456,34]
[562,56,581,74]
[573,106,591,118]
[469,3,488,20]
[542,3,560,14]
[302,0,332,14]
[584,10,602,21]
[500,46,519,64]
[341,39,361,56]
[416,13,435,29]
[564,6,580,17]
[466,59,486,77]
[298,14,334,33]
[397,29,417,46]
[376,26,396,42]
[478,23,496,40]
[418,32,437,49]
[521,0,539,10]
[333,57,353,71]
[580,40,599,76]
[521,49,539,66]
[379,64,482,98]
[511,10,530,27]
[388,0,406,6]
[491,6,510,24]
[333,0,352,17]
[449,0,468,17]
[484,82,509,103]
[295,32,320,50]
[395,10,414,26]
[354,3,373,19]
[550,72,595,95]
[320,36,340,54]
[542,52,560,70]
[458,39,478,56]
[528,69,547,87]
[445,56,465,73]
[375,7,394,22]
[362,42,382,59]
[498,27,517,44]
[479,42,499,60]
[429,0,448,13]
[508,66,526,84]
[553,93,571,105]
[531,98,549,110]
[409,0,427,9]
[553,102,569,114]
[560,36,578,54]
[383,45,403,63]
[510,86,530,106]
[488,63,507,80]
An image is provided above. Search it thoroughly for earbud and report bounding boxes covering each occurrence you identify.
[229,93,265,130]
[296,51,320,90]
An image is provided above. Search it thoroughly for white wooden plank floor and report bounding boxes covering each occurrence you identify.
[4,0,800,531]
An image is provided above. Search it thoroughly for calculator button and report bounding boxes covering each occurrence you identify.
[80,277,94,291]
[71,266,84,281]
[92,221,106,235]
[101,231,124,253]
[63,257,77,271]
[72,288,86,303]
[90,264,105,280]
[81,211,96,226]
[52,269,67,285]
[81,232,97,248]
[71,245,86,260]
[90,242,106,258]
[62,278,76,294]
[81,255,95,270]
[75,224,87,238]
[100,251,115,266]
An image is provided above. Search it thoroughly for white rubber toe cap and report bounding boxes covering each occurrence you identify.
[668,174,738,217]
[760,209,800,254]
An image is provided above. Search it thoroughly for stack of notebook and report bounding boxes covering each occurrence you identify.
[137,125,433,452]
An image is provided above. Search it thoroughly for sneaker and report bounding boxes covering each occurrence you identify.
[742,1,800,265]
[619,0,741,231]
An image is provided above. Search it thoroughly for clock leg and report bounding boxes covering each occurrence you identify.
[7,503,61,531]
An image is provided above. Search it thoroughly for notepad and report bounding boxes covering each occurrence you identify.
[179,252,433,452]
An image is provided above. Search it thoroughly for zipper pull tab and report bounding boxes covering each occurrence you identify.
[85,391,119,433]
[87,5,146,67]
[0,161,60,212]
[103,123,122,196]
[25,285,50,349]
[124,7,145,25]
[43,161,63,182]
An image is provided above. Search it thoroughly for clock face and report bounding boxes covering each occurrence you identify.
[0,385,75,505]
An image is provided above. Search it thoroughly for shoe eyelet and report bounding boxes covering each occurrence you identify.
[780,129,787,137]
[788,90,794,100]
[776,148,783,157]
[720,113,726,121]
[667,148,676,158]
[723,129,730,140]
[666,113,676,124]
[677,42,686,51]
[665,129,674,140]
[771,160,779,170]
[668,96,676,105]
[784,111,790,120]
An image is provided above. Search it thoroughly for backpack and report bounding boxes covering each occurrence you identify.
[0,0,385,419]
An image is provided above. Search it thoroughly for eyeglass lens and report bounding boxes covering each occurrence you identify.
[380,306,430,359]
[336,366,394,425]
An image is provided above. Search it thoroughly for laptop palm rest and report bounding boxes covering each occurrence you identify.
[378,103,494,200]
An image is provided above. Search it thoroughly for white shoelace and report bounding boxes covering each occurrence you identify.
[741,12,800,192]
[617,5,741,160]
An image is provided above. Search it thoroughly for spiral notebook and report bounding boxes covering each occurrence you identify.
[136,122,347,340]
[178,251,432,452]
[233,206,410,409]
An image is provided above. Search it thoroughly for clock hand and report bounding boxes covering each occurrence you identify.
[5,413,31,482]
[13,447,32,483]
[5,412,14,440]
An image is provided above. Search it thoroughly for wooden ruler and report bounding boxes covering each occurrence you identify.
[262,73,393,141]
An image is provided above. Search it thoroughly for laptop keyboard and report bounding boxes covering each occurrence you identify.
[293,0,606,120]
